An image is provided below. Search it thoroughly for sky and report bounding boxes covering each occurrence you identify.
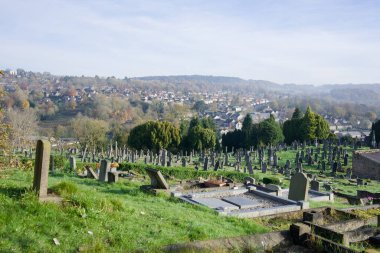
[1,0,380,85]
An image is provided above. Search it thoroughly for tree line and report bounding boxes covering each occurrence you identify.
[127,117,217,152]
[127,106,332,153]
[222,106,332,151]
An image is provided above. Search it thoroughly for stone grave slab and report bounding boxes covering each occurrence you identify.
[221,196,261,209]
[85,166,98,179]
[192,197,239,211]
[146,168,170,189]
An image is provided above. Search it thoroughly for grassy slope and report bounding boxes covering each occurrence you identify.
[0,170,268,253]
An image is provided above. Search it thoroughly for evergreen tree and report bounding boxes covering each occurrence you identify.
[259,114,284,145]
[242,114,253,148]
[300,106,317,141]
[283,107,330,143]
[242,114,252,132]
[314,114,330,140]
[292,107,303,119]
[128,121,181,152]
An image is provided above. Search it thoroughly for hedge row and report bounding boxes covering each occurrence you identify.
[118,162,261,182]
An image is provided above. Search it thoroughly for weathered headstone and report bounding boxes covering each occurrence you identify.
[203,156,209,171]
[247,161,253,175]
[288,172,309,201]
[99,160,111,182]
[69,156,76,172]
[344,154,349,166]
[146,168,169,189]
[33,140,51,198]
[310,180,320,191]
[50,154,54,174]
[261,162,267,173]
[108,171,119,183]
[85,165,98,179]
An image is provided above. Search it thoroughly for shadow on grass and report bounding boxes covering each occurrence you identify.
[0,185,29,200]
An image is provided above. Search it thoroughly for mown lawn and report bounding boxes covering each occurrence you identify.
[0,169,268,253]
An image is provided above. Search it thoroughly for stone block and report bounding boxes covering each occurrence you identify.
[33,140,51,198]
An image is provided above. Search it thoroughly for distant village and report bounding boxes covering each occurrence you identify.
[0,68,372,142]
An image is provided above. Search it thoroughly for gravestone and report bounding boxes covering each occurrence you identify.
[146,168,170,189]
[285,160,291,169]
[261,162,267,173]
[33,140,51,198]
[161,150,167,167]
[49,154,54,174]
[99,160,111,182]
[332,161,338,175]
[324,184,332,191]
[85,166,98,179]
[203,156,209,171]
[69,156,76,172]
[247,161,253,174]
[244,177,255,185]
[310,180,320,191]
[108,171,119,183]
[288,172,309,201]
[346,168,352,179]
[214,160,220,171]
[296,162,303,173]
[344,154,349,166]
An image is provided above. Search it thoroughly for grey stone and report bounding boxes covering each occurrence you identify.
[33,140,51,198]
[69,156,76,171]
[222,196,261,209]
[99,160,111,182]
[288,172,309,201]
[310,180,320,191]
[192,197,239,211]
[146,168,170,189]
[85,166,98,179]
[108,171,118,183]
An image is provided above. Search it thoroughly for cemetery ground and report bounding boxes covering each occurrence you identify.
[2,145,380,252]
[0,169,268,253]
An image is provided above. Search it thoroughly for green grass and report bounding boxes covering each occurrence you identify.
[0,169,268,253]
[309,197,352,209]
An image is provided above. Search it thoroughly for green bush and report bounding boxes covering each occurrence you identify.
[119,162,259,182]
[262,177,281,185]
[52,155,67,170]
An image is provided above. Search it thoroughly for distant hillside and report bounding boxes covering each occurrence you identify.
[135,75,246,84]
[134,75,281,93]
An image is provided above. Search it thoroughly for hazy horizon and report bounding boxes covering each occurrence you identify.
[1,0,380,85]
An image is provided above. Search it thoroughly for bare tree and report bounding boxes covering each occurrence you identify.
[7,108,38,148]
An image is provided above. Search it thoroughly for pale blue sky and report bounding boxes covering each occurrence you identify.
[1,0,380,84]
